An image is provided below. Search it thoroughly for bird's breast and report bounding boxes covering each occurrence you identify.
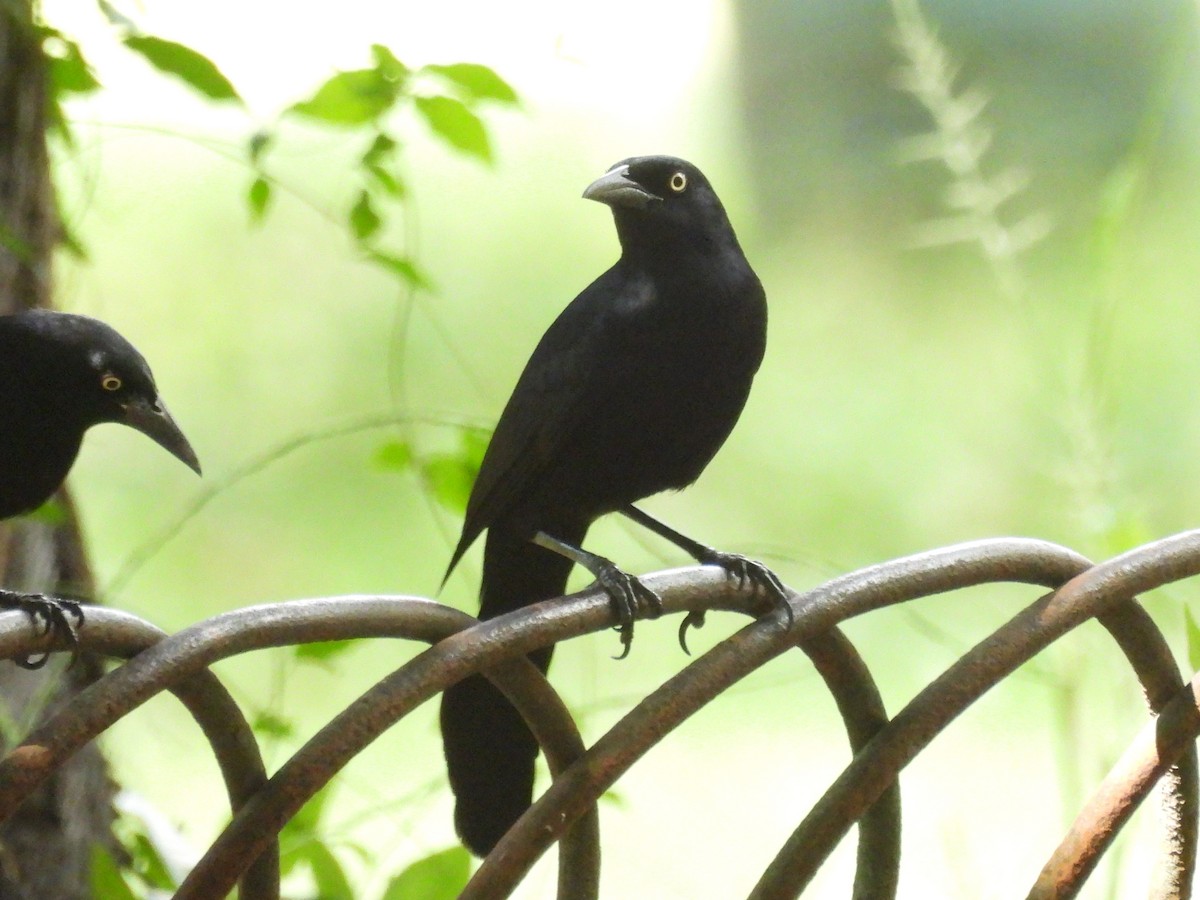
[548,278,765,511]
[0,407,87,519]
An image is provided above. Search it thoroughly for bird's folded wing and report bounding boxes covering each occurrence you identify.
[444,275,624,577]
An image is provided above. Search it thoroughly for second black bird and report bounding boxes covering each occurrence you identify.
[440,156,782,856]
[0,309,200,662]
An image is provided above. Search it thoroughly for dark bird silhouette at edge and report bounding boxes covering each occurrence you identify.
[0,309,200,667]
[439,156,790,857]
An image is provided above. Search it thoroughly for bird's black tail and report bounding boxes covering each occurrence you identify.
[440,526,579,856]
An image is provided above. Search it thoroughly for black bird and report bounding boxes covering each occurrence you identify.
[0,309,200,663]
[440,156,788,856]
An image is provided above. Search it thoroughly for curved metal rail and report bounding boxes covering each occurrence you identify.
[0,534,1196,898]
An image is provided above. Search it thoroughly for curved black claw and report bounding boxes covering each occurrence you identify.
[699,551,793,626]
[593,563,663,661]
[678,610,707,656]
[0,590,84,669]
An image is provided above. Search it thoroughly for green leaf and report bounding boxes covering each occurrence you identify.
[252,710,294,739]
[424,430,489,515]
[422,454,476,513]
[375,440,413,471]
[111,803,177,890]
[90,846,138,900]
[382,847,471,900]
[366,252,431,290]
[59,221,89,260]
[283,784,334,839]
[128,831,176,890]
[424,63,518,105]
[349,191,382,241]
[366,163,405,197]
[123,36,241,103]
[291,69,397,125]
[601,786,628,808]
[414,95,492,163]
[43,34,101,95]
[362,132,397,166]
[371,44,409,83]
[294,639,357,665]
[460,427,490,471]
[304,841,355,899]
[22,498,67,526]
[1185,606,1200,673]
[248,177,271,222]
[280,844,350,897]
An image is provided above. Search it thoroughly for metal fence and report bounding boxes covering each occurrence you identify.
[2,531,1200,898]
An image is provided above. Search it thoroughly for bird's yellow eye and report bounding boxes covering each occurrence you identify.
[669,172,687,193]
[101,374,122,392]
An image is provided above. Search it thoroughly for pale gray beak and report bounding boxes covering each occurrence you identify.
[122,395,201,475]
[582,164,659,210]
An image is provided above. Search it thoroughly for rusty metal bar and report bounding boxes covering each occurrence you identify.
[799,628,899,899]
[1,534,1195,898]
[175,568,766,899]
[1090,602,1199,900]
[0,598,452,813]
[756,529,1200,899]
[155,577,898,897]
[0,608,278,900]
[464,538,1088,898]
[0,597,594,899]
[1031,622,1200,898]
[481,656,599,900]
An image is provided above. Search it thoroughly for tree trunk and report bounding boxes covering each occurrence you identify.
[0,7,119,898]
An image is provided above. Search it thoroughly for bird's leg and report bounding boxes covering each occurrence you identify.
[0,590,84,670]
[532,532,662,660]
[621,505,793,654]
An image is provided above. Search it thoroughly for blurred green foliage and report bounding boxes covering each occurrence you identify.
[382,847,471,900]
[90,845,140,900]
[35,6,509,894]
[22,0,1200,895]
[121,36,241,103]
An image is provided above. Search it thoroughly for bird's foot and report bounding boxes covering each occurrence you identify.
[532,531,663,660]
[0,590,84,670]
[679,550,793,654]
[592,562,663,661]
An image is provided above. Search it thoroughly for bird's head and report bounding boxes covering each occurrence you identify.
[582,156,735,256]
[9,310,201,476]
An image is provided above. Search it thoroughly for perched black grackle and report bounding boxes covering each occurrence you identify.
[440,156,788,856]
[0,309,200,665]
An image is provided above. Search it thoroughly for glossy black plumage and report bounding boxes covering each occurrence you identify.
[440,157,777,856]
[0,309,199,663]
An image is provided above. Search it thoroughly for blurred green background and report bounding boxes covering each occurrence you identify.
[33,0,1200,895]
